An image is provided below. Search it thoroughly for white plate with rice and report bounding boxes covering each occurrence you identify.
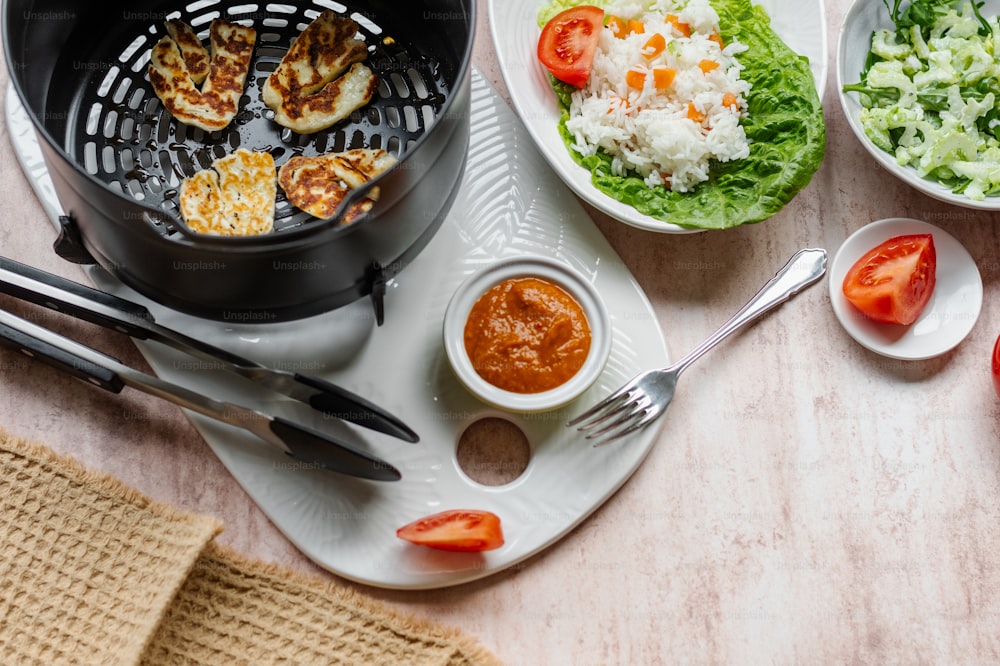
[489,0,828,234]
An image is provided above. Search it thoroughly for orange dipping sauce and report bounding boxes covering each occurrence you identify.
[463,277,591,394]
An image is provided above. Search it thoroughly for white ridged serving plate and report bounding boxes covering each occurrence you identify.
[490,0,828,233]
[6,69,669,589]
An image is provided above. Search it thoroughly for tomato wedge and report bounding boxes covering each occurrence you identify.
[992,332,1000,399]
[396,510,504,552]
[537,6,604,88]
[842,234,936,325]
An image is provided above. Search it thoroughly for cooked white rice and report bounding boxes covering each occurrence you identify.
[565,0,751,192]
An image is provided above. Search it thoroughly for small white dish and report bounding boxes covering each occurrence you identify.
[489,0,828,233]
[837,0,1000,210]
[829,218,983,360]
[443,256,612,412]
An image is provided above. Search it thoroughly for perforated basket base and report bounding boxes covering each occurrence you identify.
[56,2,450,236]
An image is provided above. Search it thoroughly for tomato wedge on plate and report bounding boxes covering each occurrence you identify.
[842,234,936,325]
[397,509,505,552]
[992,333,1000,398]
[537,5,605,88]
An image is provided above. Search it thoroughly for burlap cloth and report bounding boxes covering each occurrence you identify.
[0,428,501,665]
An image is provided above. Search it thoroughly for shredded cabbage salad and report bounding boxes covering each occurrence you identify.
[844,0,1000,200]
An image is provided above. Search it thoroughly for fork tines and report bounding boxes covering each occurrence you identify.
[567,384,655,446]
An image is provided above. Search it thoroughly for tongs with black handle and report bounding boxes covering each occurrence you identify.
[0,256,418,443]
[0,306,401,481]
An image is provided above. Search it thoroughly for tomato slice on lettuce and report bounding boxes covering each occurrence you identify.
[396,509,505,552]
[537,5,604,88]
[842,234,936,325]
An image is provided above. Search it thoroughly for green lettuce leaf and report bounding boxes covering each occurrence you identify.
[537,0,826,229]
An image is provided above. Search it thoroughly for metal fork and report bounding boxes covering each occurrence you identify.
[568,248,828,445]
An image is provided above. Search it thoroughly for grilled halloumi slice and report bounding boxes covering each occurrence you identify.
[278,149,396,221]
[179,149,276,235]
[148,19,256,132]
[164,19,209,85]
[262,11,367,106]
[271,62,377,134]
[263,11,377,134]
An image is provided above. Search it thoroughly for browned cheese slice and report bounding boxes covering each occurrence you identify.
[179,148,276,235]
[148,19,256,132]
[164,19,209,85]
[278,149,396,222]
[263,11,377,134]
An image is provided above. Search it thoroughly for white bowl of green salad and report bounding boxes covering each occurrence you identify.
[838,0,1000,209]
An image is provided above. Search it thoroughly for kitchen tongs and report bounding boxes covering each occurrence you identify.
[0,306,402,480]
[0,256,418,444]
[0,259,417,482]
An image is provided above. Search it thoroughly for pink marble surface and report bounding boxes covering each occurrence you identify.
[3,1,1000,663]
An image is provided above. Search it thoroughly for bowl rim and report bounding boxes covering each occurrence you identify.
[443,255,612,413]
[835,0,1000,211]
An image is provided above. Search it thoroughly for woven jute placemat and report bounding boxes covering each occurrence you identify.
[0,428,501,666]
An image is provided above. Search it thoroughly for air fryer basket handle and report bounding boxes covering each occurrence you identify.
[53,216,98,265]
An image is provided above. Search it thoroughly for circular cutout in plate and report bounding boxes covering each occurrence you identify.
[829,218,983,360]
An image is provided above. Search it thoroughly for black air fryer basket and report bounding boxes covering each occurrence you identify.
[3,0,474,323]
